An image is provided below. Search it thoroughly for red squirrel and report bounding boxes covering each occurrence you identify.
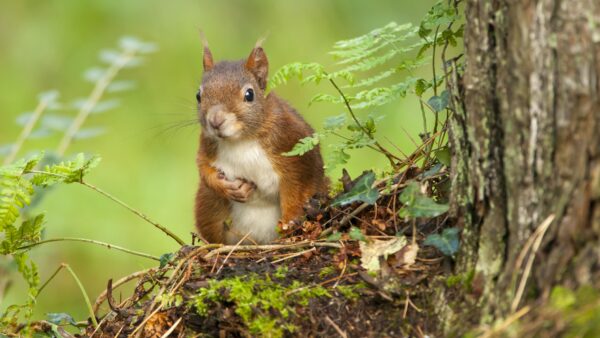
[194,40,327,244]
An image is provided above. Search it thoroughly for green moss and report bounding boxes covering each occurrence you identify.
[319,266,336,278]
[274,265,288,279]
[192,273,332,337]
[335,283,366,300]
[445,269,474,291]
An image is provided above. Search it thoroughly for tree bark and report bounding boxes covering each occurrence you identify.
[446,0,600,331]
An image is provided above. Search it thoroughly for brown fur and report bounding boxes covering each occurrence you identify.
[194,43,327,244]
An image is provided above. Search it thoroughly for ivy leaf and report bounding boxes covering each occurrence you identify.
[282,134,319,157]
[332,171,379,206]
[327,231,342,242]
[47,312,78,326]
[434,146,451,166]
[348,226,367,241]
[423,227,460,256]
[398,181,448,218]
[159,252,176,268]
[427,90,450,112]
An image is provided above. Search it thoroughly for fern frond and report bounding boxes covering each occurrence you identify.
[350,77,419,110]
[32,153,101,187]
[0,155,42,229]
[282,134,320,156]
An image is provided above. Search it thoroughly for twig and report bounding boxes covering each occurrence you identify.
[3,98,49,165]
[63,263,98,328]
[160,318,182,338]
[93,268,156,314]
[17,237,160,261]
[80,181,186,246]
[511,215,555,312]
[479,306,530,338]
[215,232,251,275]
[36,264,65,297]
[56,48,137,157]
[271,247,316,264]
[325,316,348,338]
[25,169,186,246]
[130,304,163,336]
[203,241,342,259]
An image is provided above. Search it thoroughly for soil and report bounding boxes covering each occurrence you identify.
[39,164,455,337]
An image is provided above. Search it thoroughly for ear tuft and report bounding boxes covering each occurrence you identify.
[199,31,214,71]
[245,47,269,90]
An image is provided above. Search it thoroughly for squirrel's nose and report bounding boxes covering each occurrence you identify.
[209,116,225,130]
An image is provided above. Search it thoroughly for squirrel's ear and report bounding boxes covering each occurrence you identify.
[245,47,269,90]
[203,46,214,71]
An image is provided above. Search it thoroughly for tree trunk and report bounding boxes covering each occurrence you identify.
[446,0,600,331]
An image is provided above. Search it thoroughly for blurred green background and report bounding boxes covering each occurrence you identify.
[0,0,436,320]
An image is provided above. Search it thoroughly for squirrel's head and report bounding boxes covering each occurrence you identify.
[197,41,269,140]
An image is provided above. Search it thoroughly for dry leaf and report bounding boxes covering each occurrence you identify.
[360,237,408,272]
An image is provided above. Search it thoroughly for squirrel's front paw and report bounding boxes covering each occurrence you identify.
[219,176,256,203]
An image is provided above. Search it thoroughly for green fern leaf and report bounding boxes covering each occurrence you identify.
[32,153,101,187]
[282,134,320,157]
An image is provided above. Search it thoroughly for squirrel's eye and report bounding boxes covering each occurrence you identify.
[244,88,254,102]
[195,90,201,103]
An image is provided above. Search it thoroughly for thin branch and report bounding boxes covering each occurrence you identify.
[26,169,185,246]
[63,263,99,328]
[80,181,186,246]
[17,237,160,261]
[3,99,49,165]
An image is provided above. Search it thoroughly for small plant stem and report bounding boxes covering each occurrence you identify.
[26,170,186,246]
[63,263,99,328]
[431,25,440,98]
[37,264,65,297]
[3,99,49,165]
[419,99,428,136]
[56,48,137,157]
[326,76,401,168]
[80,181,186,246]
[17,237,160,261]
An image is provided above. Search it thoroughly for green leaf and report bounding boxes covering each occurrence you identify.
[159,252,176,268]
[415,78,431,96]
[423,227,460,256]
[327,231,342,242]
[332,171,379,206]
[0,154,43,229]
[325,148,350,171]
[31,153,101,187]
[550,286,576,311]
[348,226,367,241]
[323,114,347,130]
[282,134,319,157]
[47,312,78,326]
[434,146,451,166]
[427,90,450,112]
[398,181,449,218]
[74,127,106,140]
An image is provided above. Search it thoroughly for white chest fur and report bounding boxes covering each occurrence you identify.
[212,140,281,244]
